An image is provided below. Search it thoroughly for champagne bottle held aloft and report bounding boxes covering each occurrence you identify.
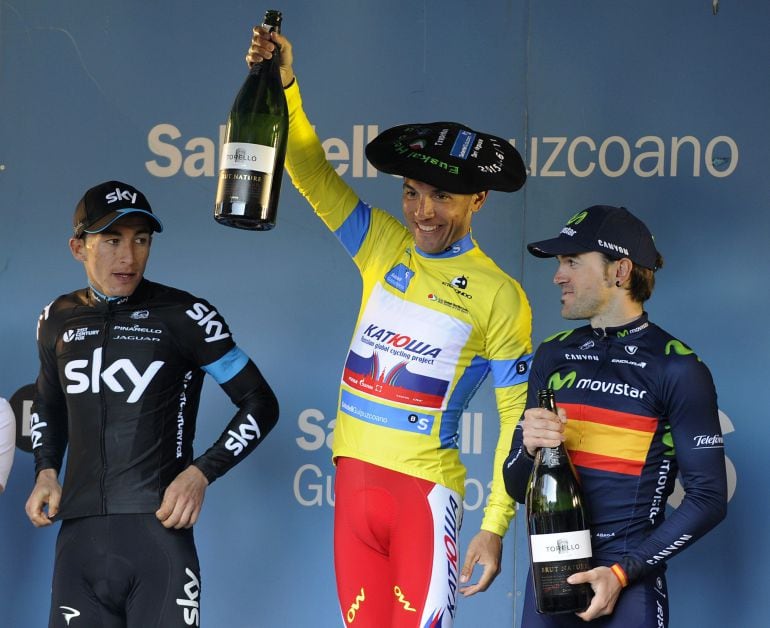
[525,388,594,614]
[214,9,288,230]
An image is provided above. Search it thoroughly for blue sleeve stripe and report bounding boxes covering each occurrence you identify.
[202,346,249,384]
[490,353,534,388]
[334,200,371,257]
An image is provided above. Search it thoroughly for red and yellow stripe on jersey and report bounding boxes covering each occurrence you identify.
[560,402,657,476]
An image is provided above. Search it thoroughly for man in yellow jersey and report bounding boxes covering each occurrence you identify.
[248,27,532,628]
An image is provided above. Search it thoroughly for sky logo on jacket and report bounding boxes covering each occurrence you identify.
[64,348,164,403]
[185,302,230,343]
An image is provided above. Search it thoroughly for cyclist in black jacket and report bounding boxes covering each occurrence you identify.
[25,180,279,628]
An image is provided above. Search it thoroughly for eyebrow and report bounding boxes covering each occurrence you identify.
[402,182,450,195]
[99,227,152,237]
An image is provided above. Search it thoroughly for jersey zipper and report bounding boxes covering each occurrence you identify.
[99,308,113,514]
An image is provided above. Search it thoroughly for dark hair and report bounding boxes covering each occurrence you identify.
[601,252,664,303]
[628,253,664,303]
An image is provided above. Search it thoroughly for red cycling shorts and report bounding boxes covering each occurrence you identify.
[334,457,463,628]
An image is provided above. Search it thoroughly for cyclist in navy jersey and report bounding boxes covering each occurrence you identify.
[25,180,279,628]
[503,205,727,627]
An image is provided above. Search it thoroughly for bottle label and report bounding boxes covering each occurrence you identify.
[541,447,563,466]
[220,142,276,174]
[530,529,592,563]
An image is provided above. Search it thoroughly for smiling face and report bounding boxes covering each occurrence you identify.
[401,178,487,254]
[69,215,153,298]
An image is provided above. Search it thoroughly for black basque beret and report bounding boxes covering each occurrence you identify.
[365,121,526,194]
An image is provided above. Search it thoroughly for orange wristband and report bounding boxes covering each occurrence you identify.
[610,563,629,588]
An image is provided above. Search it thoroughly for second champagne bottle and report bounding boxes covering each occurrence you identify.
[525,388,594,614]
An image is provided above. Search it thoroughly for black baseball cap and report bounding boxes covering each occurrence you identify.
[527,205,660,270]
[365,121,526,194]
[73,180,164,238]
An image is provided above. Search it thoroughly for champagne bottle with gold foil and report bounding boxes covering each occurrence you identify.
[214,9,287,230]
[525,388,594,614]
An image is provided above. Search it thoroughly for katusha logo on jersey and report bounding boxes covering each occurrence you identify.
[361,324,442,360]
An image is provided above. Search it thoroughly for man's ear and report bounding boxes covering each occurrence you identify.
[615,258,633,285]
[471,190,488,213]
[69,237,87,262]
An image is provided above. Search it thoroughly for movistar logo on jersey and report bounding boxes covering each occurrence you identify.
[548,369,648,399]
[544,329,574,343]
[665,339,700,360]
[362,324,442,359]
[548,370,577,390]
[662,423,675,456]
[576,378,648,398]
[649,458,672,524]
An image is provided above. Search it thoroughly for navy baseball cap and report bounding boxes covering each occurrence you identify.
[365,121,526,194]
[73,180,164,238]
[527,205,660,270]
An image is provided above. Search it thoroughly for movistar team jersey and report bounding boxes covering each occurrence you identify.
[285,81,533,535]
[503,313,727,583]
[32,279,278,520]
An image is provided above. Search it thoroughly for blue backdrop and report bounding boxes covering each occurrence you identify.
[1,1,765,626]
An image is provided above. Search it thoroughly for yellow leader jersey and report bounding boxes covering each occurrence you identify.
[285,81,533,535]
